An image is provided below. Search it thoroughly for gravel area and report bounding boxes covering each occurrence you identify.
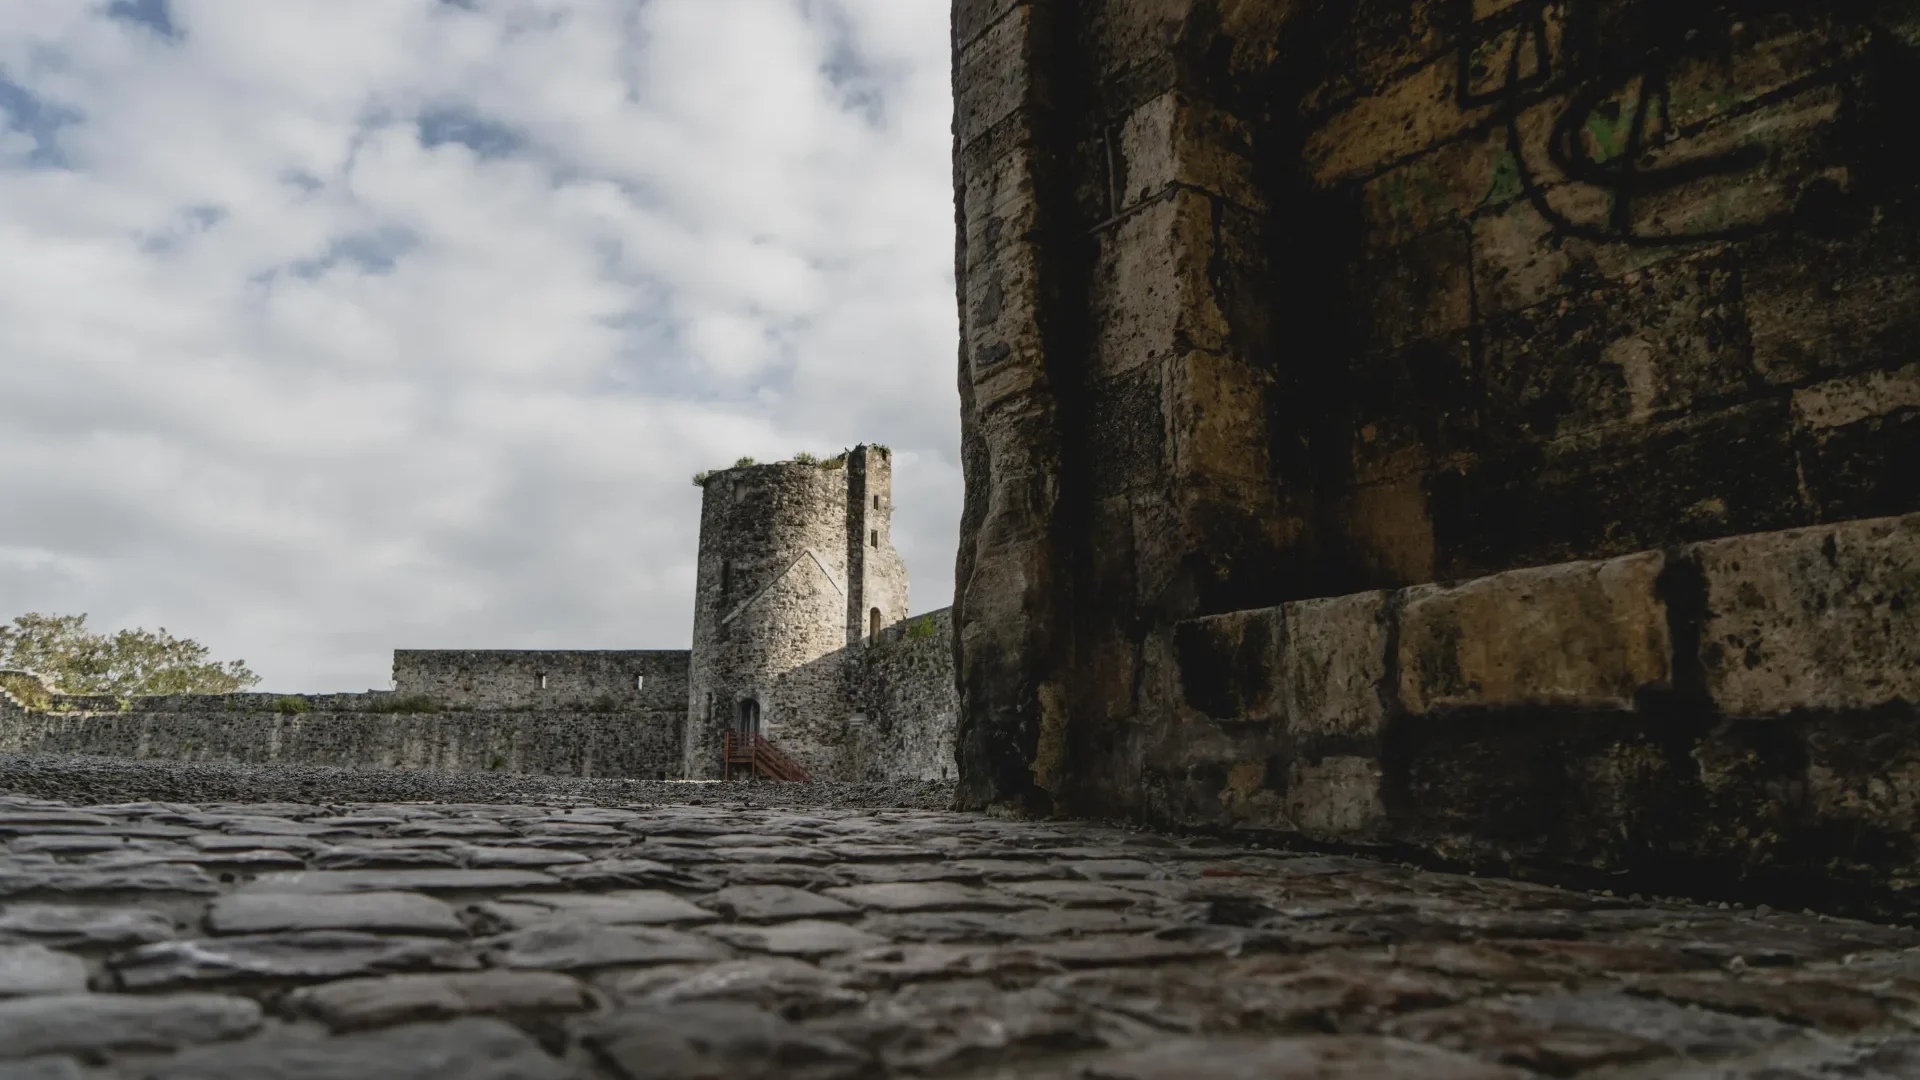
[0,753,957,811]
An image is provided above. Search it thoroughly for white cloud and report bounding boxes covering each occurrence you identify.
[0,0,959,690]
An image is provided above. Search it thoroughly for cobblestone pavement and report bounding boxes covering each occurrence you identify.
[3,793,1919,1078]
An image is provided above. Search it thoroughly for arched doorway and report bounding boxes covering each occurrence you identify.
[736,697,761,738]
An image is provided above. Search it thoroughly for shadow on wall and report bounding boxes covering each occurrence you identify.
[728,608,958,783]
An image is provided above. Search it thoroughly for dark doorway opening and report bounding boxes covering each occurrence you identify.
[736,697,761,738]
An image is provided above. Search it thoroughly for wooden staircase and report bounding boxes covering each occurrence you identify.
[722,732,812,782]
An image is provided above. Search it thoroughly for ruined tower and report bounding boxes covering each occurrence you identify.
[683,445,908,778]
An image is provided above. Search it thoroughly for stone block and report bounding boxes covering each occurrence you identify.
[1089,189,1229,380]
[959,121,1039,271]
[1694,514,1920,716]
[1281,591,1392,741]
[1306,51,1492,185]
[1085,0,1199,82]
[1286,756,1388,841]
[963,248,1051,414]
[1332,478,1441,587]
[1086,370,1165,498]
[955,3,1037,150]
[1173,607,1284,724]
[1165,349,1271,489]
[1352,226,1475,353]
[1793,363,1920,432]
[1426,399,1810,580]
[1479,253,1753,443]
[1114,90,1259,211]
[1398,551,1671,714]
[954,0,1025,51]
[1345,335,1481,487]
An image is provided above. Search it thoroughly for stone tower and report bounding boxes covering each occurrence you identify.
[683,445,908,779]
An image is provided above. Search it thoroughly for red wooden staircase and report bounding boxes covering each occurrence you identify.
[722,732,813,782]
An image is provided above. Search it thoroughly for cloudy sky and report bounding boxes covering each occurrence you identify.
[0,0,959,691]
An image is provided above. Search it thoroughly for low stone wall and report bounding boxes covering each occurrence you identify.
[1164,512,1920,918]
[0,697,684,780]
[854,608,958,782]
[392,650,689,710]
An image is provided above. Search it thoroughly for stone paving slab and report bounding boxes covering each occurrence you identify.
[1,792,1918,1077]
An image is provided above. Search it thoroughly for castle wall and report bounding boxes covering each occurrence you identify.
[0,691,683,779]
[951,0,1920,909]
[855,608,959,782]
[684,449,908,779]
[391,650,688,710]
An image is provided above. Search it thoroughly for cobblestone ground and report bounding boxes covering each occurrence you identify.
[3,792,1919,1078]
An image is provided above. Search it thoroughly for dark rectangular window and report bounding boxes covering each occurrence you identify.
[869,530,878,547]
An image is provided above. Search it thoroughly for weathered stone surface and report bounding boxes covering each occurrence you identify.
[824,882,1037,912]
[0,863,219,897]
[1694,515,1920,715]
[827,981,1107,1072]
[0,904,175,947]
[0,1057,83,1080]
[287,970,592,1031]
[464,846,589,868]
[112,932,479,988]
[708,884,859,922]
[0,947,86,997]
[607,958,867,1017]
[475,889,714,928]
[549,859,706,890]
[582,1001,871,1080]
[313,846,465,870]
[143,1017,570,1080]
[2,792,1918,1075]
[704,919,888,958]
[483,922,726,970]
[0,992,260,1059]
[945,0,1920,915]
[1281,591,1391,741]
[1398,552,1671,714]
[1075,1036,1529,1079]
[207,891,465,935]
[243,868,559,894]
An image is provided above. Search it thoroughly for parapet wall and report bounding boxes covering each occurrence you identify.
[1,671,686,780]
[392,650,689,710]
[0,701,683,779]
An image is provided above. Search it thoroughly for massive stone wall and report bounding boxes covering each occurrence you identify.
[951,0,1920,906]
[1172,512,1920,915]
[853,608,960,782]
[0,691,683,779]
[391,650,688,710]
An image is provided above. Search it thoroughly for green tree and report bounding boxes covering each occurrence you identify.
[0,613,260,696]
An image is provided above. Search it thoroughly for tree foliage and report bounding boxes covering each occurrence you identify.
[0,613,260,696]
